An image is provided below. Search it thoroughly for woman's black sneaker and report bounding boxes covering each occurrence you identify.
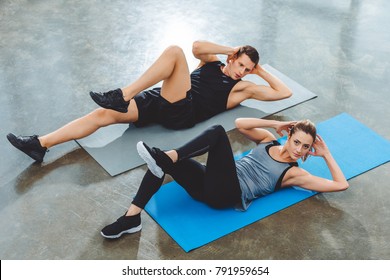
[136,141,173,178]
[89,88,130,113]
[101,213,142,239]
[6,133,47,162]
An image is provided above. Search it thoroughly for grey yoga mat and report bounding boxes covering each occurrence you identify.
[76,64,317,176]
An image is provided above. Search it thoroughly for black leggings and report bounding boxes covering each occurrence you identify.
[132,125,241,209]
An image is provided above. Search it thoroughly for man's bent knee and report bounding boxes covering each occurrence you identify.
[89,108,119,126]
[164,45,185,58]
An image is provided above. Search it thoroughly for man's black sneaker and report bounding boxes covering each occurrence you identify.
[101,213,142,239]
[6,133,47,162]
[136,141,173,178]
[89,88,130,113]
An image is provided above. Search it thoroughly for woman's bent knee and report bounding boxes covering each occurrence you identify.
[211,124,225,132]
[207,124,226,136]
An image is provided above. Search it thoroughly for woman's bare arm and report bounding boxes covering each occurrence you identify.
[284,135,349,192]
[235,118,296,144]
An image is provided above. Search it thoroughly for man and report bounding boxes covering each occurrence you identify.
[7,41,292,162]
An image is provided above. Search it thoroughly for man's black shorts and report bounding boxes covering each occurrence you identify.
[133,88,195,130]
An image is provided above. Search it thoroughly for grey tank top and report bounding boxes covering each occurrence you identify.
[235,141,298,211]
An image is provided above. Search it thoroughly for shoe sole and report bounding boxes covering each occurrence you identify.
[136,141,164,178]
[100,224,142,239]
[6,133,44,162]
[89,92,128,113]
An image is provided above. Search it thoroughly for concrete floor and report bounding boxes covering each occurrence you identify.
[0,0,389,260]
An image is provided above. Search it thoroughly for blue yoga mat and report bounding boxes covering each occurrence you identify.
[144,113,390,252]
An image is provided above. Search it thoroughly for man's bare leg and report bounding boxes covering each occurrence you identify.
[41,46,192,148]
[8,45,191,161]
[39,101,138,148]
[7,101,138,162]
[121,45,191,103]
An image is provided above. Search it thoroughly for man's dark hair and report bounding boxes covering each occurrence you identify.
[237,45,260,66]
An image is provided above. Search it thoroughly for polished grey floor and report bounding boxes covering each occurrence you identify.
[1,0,389,260]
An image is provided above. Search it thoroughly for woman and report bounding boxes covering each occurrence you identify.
[101,118,349,238]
